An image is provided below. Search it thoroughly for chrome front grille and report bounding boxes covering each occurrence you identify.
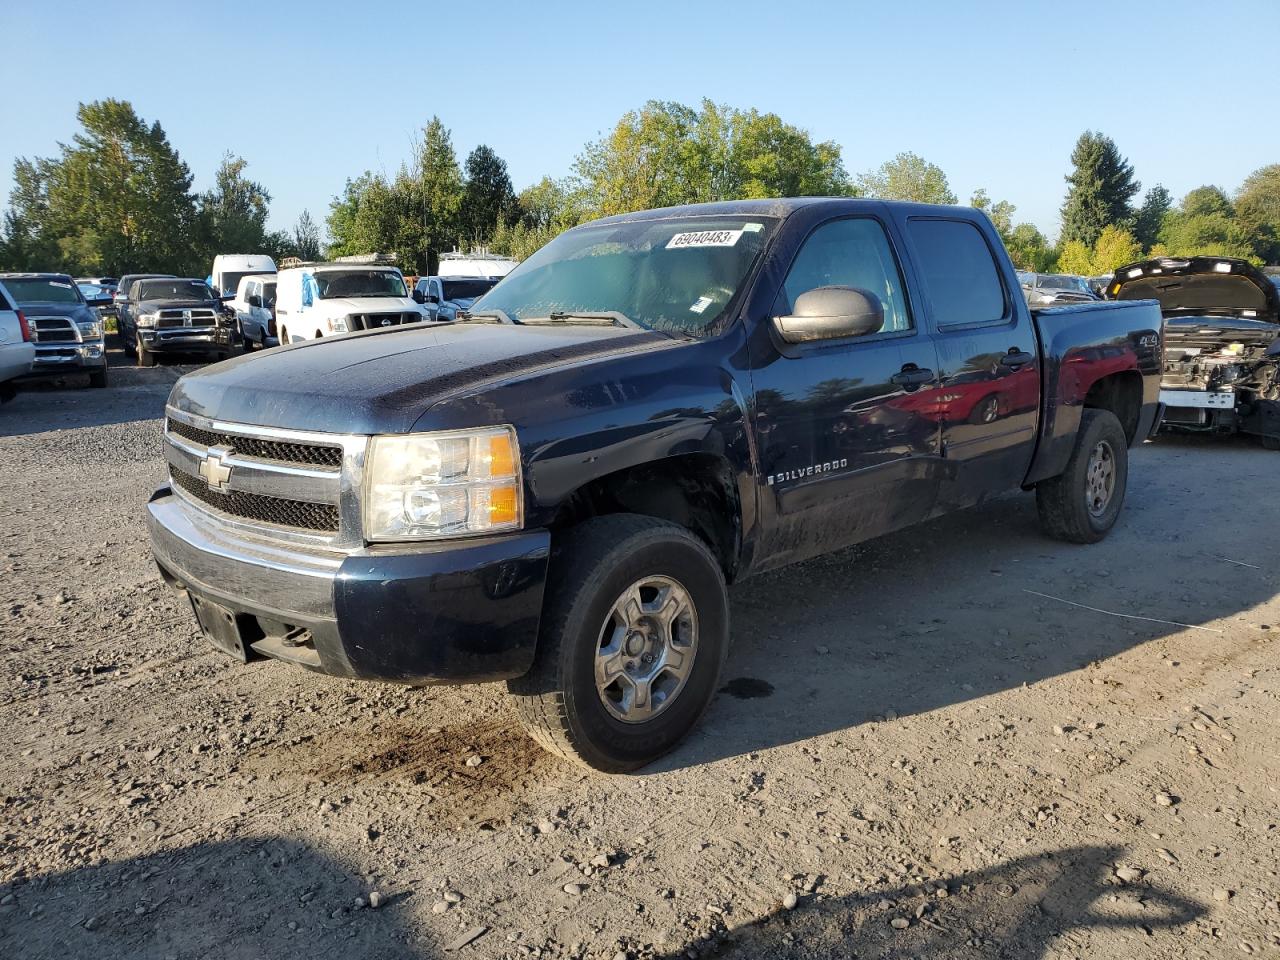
[157,308,217,329]
[31,316,78,343]
[163,408,366,546]
[166,417,343,468]
[346,312,421,331]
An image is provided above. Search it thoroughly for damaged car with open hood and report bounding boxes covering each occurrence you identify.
[1109,257,1280,448]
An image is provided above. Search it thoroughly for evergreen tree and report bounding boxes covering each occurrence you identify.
[1059,131,1139,247]
[460,145,516,246]
[197,153,271,256]
[1133,185,1171,250]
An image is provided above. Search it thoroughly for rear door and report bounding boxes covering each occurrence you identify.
[750,213,943,567]
[900,216,1040,508]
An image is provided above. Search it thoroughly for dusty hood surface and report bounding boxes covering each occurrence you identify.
[168,321,675,434]
[1112,257,1280,321]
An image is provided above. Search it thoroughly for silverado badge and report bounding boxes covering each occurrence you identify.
[198,447,233,492]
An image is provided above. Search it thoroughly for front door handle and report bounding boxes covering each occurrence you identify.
[999,349,1035,369]
[890,365,935,391]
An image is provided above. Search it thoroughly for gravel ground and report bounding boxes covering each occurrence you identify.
[1,372,1278,960]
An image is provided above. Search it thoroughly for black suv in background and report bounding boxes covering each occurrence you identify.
[126,278,239,367]
[0,272,110,388]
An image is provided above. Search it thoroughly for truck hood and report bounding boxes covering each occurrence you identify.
[137,298,222,312]
[1112,257,1280,322]
[17,301,97,323]
[319,295,420,314]
[168,321,678,434]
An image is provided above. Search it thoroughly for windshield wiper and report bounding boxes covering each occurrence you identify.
[531,311,638,328]
[457,308,514,324]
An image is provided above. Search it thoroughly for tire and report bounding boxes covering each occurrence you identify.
[88,368,108,389]
[239,320,253,352]
[0,382,16,403]
[1262,436,1280,451]
[508,514,729,772]
[122,329,136,357]
[968,394,1000,425]
[1036,408,1128,544]
[137,337,156,367]
[279,326,289,345]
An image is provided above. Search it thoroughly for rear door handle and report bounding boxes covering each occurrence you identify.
[890,365,935,391]
[1000,350,1035,369]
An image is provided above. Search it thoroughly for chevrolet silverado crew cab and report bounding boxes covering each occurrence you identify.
[1109,256,1280,448]
[148,199,1162,771]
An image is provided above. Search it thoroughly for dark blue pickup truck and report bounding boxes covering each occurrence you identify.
[148,198,1162,771]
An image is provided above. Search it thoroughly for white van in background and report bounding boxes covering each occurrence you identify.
[414,252,519,322]
[274,261,429,343]
[209,254,277,299]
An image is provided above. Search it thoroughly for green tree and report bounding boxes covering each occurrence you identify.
[1133,185,1171,250]
[1059,131,1139,247]
[325,172,399,260]
[1057,240,1094,276]
[459,145,516,246]
[1234,165,1280,262]
[1004,223,1057,272]
[1091,225,1144,273]
[574,99,852,218]
[197,153,271,256]
[292,209,321,261]
[970,188,1016,238]
[1157,186,1260,263]
[857,152,956,204]
[9,99,199,274]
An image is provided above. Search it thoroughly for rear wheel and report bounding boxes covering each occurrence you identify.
[1036,408,1128,543]
[508,515,729,772]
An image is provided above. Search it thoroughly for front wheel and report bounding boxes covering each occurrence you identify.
[137,337,156,367]
[508,515,729,772]
[88,368,108,389]
[1036,408,1128,543]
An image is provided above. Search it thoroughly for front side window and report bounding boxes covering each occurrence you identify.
[907,219,1006,328]
[473,216,776,337]
[315,270,407,298]
[776,218,913,334]
[4,277,82,305]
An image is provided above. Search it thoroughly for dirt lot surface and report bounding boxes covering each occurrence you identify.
[2,374,1278,960]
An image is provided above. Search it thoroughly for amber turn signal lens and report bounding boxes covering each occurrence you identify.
[486,434,516,478]
[487,484,519,525]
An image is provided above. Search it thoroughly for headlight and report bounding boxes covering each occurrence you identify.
[364,426,522,541]
[77,320,102,339]
[136,312,158,328]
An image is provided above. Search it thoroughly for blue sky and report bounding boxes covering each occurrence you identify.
[3,0,1276,242]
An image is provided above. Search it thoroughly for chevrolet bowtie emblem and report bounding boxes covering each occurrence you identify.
[198,446,233,492]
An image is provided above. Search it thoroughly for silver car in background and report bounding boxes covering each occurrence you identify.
[0,280,36,402]
[1018,272,1100,307]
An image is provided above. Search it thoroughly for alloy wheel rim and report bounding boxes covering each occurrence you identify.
[1085,440,1116,518]
[595,576,698,724]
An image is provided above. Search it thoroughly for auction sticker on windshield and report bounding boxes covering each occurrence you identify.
[667,229,744,249]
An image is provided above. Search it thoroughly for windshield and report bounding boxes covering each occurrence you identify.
[136,279,216,301]
[472,216,776,336]
[441,278,498,302]
[78,283,108,299]
[316,270,407,298]
[1039,275,1086,292]
[4,277,82,304]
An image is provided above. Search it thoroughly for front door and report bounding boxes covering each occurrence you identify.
[901,216,1040,510]
[749,215,943,570]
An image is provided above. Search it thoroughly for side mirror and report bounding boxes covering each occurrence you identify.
[88,295,113,307]
[427,293,441,304]
[248,294,262,308]
[772,286,884,344]
[411,289,426,305]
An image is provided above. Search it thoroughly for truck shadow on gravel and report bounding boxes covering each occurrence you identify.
[0,835,444,960]
[659,843,1203,959]
[3,838,1202,960]
[660,447,1279,771]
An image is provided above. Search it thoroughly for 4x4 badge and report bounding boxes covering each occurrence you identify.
[198,447,233,492]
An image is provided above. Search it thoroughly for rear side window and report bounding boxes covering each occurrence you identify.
[777,217,913,333]
[0,286,11,311]
[907,219,1006,328]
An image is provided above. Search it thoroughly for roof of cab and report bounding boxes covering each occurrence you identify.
[588,197,981,227]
